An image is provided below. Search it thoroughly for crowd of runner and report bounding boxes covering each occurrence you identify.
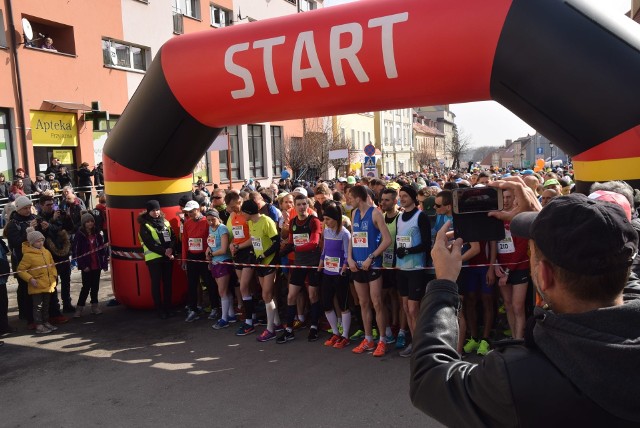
[2,166,639,357]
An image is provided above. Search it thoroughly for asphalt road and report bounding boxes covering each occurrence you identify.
[0,271,445,428]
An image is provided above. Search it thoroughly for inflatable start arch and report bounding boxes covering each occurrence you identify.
[103,0,640,308]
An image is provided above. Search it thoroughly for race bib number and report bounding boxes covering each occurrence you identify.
[188,238,203,251]
[324,256,340,273]
[497,229,515,254]
[396,235,412,248]
[383,249,394,265]
[232,225,245,239]
[352,232,368,248]
[293,233,310,247]
[207,235,217,249]
[251,237,263,252]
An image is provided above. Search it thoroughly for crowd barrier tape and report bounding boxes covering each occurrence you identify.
[0,243,110,279]
[0,242,529,279]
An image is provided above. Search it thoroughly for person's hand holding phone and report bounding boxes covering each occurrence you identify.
[431,221,463,282]
[489,177,541,222]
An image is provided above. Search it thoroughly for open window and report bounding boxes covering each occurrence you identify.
[102,38,150,72]
[22,15,76,55]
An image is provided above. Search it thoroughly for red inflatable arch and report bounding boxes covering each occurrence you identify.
[103,0,640,308]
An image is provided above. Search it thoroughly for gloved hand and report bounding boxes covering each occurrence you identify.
[396,247,408,259]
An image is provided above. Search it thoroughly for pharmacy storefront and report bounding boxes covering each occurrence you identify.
[30,110,78,173]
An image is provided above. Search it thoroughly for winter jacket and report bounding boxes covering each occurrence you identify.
[17,242,57,295]
[5,211,36,266]
[73,229,108,271]
[138,212,175,263]
[76,166,94,190]
[410,279,640,427]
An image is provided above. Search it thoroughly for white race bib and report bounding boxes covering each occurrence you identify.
[497,229,515,254]
[383,248,394,265]
[207,235,217,249]
[251,237,263,252]
[324,256,340,273]
[352,232,368,248]
[293,233,310,247]
[396,235,412,248]
[188,238,203,251]
[232,225,245,239]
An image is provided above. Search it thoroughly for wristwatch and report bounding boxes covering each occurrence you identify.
[367,253,375,260]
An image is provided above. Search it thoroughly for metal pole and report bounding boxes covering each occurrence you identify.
[226,132,232,189]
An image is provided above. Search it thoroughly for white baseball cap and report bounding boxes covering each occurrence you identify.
[292,187,308,197]
[184,200,199,211]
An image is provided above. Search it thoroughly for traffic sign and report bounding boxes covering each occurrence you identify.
[366,171,375,177]
[364,156,376,168]
[536,147,543,155]
[364,144,375,157]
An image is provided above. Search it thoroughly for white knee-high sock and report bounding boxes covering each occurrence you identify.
[325,310,339,335]
[266,299,276,332]
[341,311,351,338]
[220,296,230,321]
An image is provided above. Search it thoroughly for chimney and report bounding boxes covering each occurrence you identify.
[505,139,512,147]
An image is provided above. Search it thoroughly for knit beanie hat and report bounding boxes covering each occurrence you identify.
[81,213,95,227]
[146,199,161,212]
[241,199,259,216]
[15,195,32,210]
[400,185,418,203]
[323,203,343,223]
[26,227,45,246]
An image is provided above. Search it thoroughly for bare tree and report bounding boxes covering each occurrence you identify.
[280,118,337,180]
[414,139,438,171]
[448,124,472,170]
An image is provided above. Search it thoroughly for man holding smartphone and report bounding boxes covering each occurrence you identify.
[411,182,640,426]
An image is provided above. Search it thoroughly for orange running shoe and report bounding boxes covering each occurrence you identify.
[333,337,350,349]
[352,338,375,354]
[373,340,387,357]
[324,334,341,347]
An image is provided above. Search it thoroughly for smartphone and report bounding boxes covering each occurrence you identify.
[452,187,503,215]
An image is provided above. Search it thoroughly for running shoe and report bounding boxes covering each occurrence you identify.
[212,319,230,330]
[274,324,285,332]
[352,338,375,354]
[276,330,295,344]
[333,337,350,349]
[395,334,406,350]
[399,343,413,358]
[257,329,277,342]
[235,323,255,336]
[324,334,341,347]
[208,308,220,320]
[185,310,199,323]
[254,318,267,326]
[227,315,238,324]
[463,337,480,354]
[43,322,58,331]
[477,339,491,356]
[372,340,387,357]
[349,329,365,340]
[307,327,319,342]
[292,319,305,330]
[385,334,396,345]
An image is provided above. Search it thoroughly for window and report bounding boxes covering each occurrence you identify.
[180,0,201,19]
[0,10,6,48]
[299,0,317,12]
[102,38,149,71]
[210,4,231,27]
[271,126,283,176]
[284,0,296,5]
[218,126,241,181]
[247,125,265,178]
[21,15,76,55]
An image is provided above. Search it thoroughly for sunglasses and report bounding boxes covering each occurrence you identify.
[434,203,442,208]
[212,196,223,199]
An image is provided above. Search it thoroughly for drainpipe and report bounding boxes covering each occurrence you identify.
[5,0,30,176]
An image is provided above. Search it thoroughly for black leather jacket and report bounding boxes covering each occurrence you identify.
[410,279,640,427]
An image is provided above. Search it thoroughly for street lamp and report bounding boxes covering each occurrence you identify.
[549,143,554,168]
